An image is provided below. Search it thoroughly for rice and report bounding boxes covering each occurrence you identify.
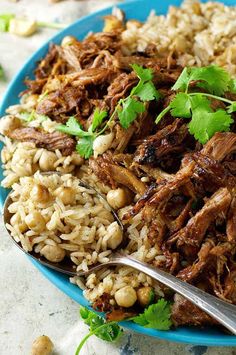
[122,0,236,75]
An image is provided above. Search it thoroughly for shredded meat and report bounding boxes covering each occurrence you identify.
[176,188,231,255]
[8,127,75,155]
[11,26,236,329]
[89,153,146,195]
[171,294,217,327]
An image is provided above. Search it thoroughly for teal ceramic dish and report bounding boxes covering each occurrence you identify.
[1,0,236,346]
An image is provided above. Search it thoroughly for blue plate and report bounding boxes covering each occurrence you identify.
[1,0,236,346]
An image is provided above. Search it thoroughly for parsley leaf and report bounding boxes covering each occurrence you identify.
[76,136,94,159]
[131,63,153,82]
[189,95,233,144]
[170,92,191,118]
[0,14,14,32]
[191,65,231,95]
[90,108,107,132]
[132,299,173,330]
[118,97,145,129]
[75,307,123,355]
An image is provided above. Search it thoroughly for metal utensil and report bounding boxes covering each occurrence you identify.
[3,187,236,334]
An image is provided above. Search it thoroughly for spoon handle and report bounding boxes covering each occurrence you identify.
[110,254,236,334]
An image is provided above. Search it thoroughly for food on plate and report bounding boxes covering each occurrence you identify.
[1,0,236,331]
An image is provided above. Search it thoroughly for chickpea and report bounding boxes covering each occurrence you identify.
[71,152,84,166]
[30,184,50,203]
[31,335,53,355]
[107,222,123,250]
[98,209,114,222]
[39,151,57,172]
[25,211,46,233]
[107,188,133,210]
[0,116,21,135]
[137,286,155,307]
[10,214,28,233]
[40,245,66,263]
[54,186,75,205]
[115,286,137,308]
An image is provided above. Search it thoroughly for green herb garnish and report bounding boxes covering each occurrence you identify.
[132,298,173,330]
[57,64,159,159]
[57,110,107,159]
[0,64,5,81]
[0,14,14,32]
[75,307,123,354]
[156,65,235,144]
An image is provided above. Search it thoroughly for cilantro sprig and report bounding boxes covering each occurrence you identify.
[57,109,108,159]
[132,298,173,330]
[156,65,236,144]
[75,307,123,354]
[76,299,172,354]
[56,64,159,159]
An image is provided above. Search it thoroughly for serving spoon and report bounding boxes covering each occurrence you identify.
[3,184,236,335]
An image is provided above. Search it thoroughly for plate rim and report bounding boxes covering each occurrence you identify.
[1,0,236,346]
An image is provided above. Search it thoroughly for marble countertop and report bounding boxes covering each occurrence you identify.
[0,1,235,354]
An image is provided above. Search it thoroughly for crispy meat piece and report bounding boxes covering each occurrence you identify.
[8,127,75,155]
[106,72,138,111]
[124,161,195,220]
[202,132,236,161]
[176,188,232,253]
[223,268,236,304]
[35,44,59,79]
[36,86,89,122]
[66,67,117,87]
[192,152,236,192]
[171,294,217,327]
[226,198,236,242]
[89,153,146,195]
[177,239,215,282]
[134,119,189,166]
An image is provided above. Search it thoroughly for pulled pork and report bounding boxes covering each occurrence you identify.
[11,26,236,328]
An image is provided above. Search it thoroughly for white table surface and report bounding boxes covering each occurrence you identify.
[0,1,235,354]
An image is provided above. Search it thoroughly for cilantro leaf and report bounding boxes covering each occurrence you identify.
[191,65,231,95]
[90,108,107,132]
[132,299,172,330]
[57,116,90,137]
[170,92,191,118]
[76,307,123,355]
[76,136,94,159]
[227,102,236,113]
[189,95,233,144]
[0,14,14,32]
[131,63,153,82]
[118,97,145,129]
[172,67,190,91]
[135,81,160,102]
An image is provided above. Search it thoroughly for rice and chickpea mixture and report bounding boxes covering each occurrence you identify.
[1,0,236,327]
